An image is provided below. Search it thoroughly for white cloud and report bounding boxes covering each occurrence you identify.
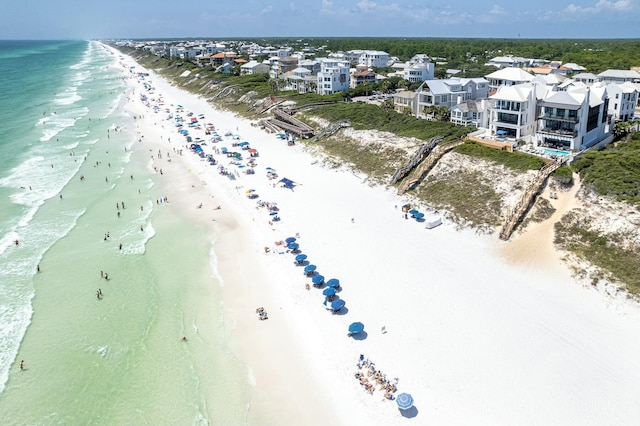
[320,0,333,14]
[564,0,633,14]
[357,0,377,12]
[261,5,273,14]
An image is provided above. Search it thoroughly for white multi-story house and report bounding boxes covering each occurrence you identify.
[340,50,389,68]
[316,58,350,95]
[298,59,321,75]
[488,83,542,140]
[240,61,270,75]
[485,68,535,91]
[597,69,640,84]
[601,81,638,122]
[403,54,434,82]
[534,85,610,151]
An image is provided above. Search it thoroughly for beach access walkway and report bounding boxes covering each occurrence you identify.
[268,108,315,138]
[389,136,443,187]
[499,159,564,241]
[396,138,465,195]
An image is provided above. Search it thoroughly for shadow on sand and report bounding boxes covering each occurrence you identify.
[400,406,419,419]
[349,331,368,340]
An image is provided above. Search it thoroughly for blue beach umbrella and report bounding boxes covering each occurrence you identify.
[408,209,419,215]
[312,274,325,285]
[348,322,365,334]
[325,278,340,288]
[322,287,336,297]
[285,237,296,244]
[414,212,424,219]
[330,299,345,311]
[396,393,414,410]
[288,242,299,250]
[295,254,307,262]
[304,264,316,274]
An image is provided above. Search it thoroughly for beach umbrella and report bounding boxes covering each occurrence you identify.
[288,242,299,250]
[285,237,296,244]
[396,393,414,410]
[326,278,340,288]
[304,264,316,273]
[269,211,278,216]
[348,322,365,334]
[330,299,345,311]
[322,287,336,297]
[408,209,419,215]
[295,254,307,262]
[414,212,424,219]
[312,274,324,285]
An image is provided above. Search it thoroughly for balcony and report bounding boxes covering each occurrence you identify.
[537,127,577,138]
[539,113,579,123]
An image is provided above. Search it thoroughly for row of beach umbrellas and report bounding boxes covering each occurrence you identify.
[286,236,415,411]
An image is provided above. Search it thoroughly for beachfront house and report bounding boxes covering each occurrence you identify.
[413,77,489,117]
[450,100,489,128]
[283,67,315,93]
[240,61,270,75]
[534,85,610,151]
[392,90,417,114]
[316,58,350,95]
[485,68,535,91]
[488,83,541,140]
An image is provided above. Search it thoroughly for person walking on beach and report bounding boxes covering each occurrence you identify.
[104,273,109,280]
[20,360,24,370]
[101,270,104,278]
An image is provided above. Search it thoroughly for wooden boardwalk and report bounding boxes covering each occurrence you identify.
[397,139,464,195]
[389,137,443,186]
[498,160,564,241]
[271,108,315,138]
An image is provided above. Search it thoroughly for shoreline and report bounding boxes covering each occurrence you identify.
[109,44,640,425]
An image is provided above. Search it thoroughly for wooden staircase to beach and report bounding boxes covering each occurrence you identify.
[270,108,315,138]
[311,120,351,142]
[210,84,239,101]
[397,139,465,195]
[498,160,565,241]
[389,136,443,186]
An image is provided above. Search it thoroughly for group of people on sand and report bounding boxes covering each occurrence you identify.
[355,354,399,401]
[256,307,269,321]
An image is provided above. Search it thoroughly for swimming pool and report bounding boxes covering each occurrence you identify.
[541,147,570,157]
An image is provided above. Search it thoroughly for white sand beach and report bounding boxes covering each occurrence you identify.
[109,44,640,425]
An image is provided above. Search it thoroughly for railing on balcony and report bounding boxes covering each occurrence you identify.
[537,127,578,138]
[539,113,579,123]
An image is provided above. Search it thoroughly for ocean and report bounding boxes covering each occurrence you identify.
[0,40,250,425]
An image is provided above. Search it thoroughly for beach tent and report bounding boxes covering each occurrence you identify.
[279,178,297,190]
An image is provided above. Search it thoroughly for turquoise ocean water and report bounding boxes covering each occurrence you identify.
[0,41,249,425]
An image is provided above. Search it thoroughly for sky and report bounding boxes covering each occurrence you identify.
[1,0,639,39]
